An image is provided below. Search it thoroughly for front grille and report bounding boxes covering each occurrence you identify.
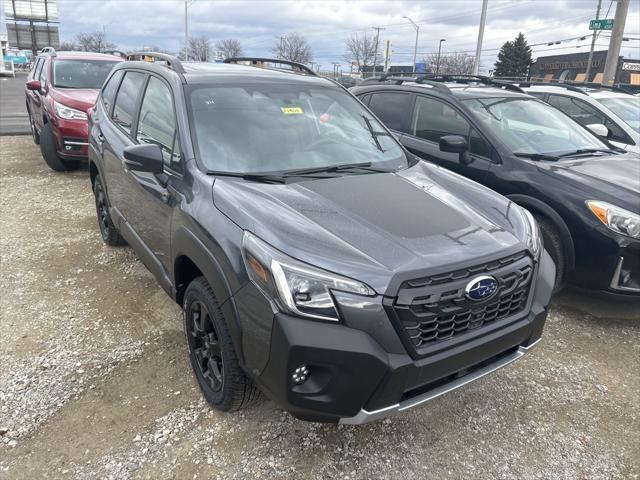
[392,252,533,353]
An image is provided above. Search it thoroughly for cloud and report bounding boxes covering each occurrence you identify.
[57,0,640,73]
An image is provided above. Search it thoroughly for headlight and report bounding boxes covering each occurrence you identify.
[242,232,375,321]
[520,207,542,257]
[586,200,640,239]
[54,100,87,120]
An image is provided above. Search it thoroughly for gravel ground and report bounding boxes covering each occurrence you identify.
[1,135,639,480]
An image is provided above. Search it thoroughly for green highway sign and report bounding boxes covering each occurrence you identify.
[589,18,614,30]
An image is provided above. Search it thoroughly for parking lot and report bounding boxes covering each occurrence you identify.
[0,134,638,479]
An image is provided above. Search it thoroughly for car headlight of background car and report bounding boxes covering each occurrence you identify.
[587,200,640,239]
[520,207,542,258]
[54,100,87,120]
[242,231,375,321]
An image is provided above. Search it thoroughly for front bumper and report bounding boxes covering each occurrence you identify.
[241,250,554,423]
[571,225,640,295]
[50,117,89,159]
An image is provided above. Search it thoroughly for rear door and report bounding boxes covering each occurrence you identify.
[27,58,46,132]
[401,95,492,183]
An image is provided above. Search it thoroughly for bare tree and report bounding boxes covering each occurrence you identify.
[343,33,379,72]
[272,32,313,64]
[423,52,475,75]
[179,36,212,61]
[74,31,116,52]
[215,39,244,59]
[59,40,79,51]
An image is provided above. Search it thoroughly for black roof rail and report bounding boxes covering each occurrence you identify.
[223,57,317,76]
[425,74,525,93]
[40,46,56,56]
[360,74,452,93]
[577,82,633,94]
[126,52,186,74]
[101,49,128,59]
[518,81,588,95]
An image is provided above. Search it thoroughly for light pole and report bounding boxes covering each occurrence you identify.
[436,38,446,74]
[184,0,196,61]
[472,0,488,75]
[403,16,420,73]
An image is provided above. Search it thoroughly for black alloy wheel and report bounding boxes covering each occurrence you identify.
[187,299,224,392]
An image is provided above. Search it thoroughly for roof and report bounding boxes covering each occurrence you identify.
[353,80,529,99]
[523,84,634,98]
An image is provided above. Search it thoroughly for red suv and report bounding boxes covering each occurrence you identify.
[25,47,123,171]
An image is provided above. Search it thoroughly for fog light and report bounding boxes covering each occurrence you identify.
[292,365,309,385]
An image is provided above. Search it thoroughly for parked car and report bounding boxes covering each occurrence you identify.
[352,75,640,296]
[521,83,640,153]
[25,47,123,171]
[87,55,554,423]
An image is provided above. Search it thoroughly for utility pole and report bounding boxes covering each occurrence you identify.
[602,0,630,85]
[184,0,189,61]
[472,0,488,75]
[403,16,419,73]
[383,39,391,72]
[585,0,602,83]
[436,38,446,74]
[372,26,385,78]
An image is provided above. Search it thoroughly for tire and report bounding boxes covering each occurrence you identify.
[28,109,40,145]
[184,277,260,412]
[93,174,126,246]
[535,214,565,292]
[39,122,79,171]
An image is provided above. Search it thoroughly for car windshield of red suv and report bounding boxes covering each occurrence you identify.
[53,60,119,89]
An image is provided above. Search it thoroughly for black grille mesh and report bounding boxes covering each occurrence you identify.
[393,252,533,352]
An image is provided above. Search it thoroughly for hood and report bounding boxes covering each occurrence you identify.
[539,153,640,211]
[51,88,99,112]
[213,161,529,294]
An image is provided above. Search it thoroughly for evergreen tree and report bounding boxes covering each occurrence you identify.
[493,32,532,78]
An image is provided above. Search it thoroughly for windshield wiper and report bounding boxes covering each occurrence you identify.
[361,115,391,153]
[514,152,559,162]
[285,162,395,176]
[556,148,616,158]
[206,170,289,184]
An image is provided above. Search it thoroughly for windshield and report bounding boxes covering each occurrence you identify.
[187,83,407,174]
[463,97,608,156]
[53,60,119,89]
[598,96,640,133]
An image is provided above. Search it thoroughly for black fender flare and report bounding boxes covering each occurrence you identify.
[172,226,245,363]
[507,194,575,271]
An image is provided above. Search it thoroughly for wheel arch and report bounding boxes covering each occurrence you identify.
[507,194,575,271]
[173,227,245,363]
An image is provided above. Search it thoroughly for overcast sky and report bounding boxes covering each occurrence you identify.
[51,0,640,72]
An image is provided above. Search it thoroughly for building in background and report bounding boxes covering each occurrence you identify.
[529,50,640,86]
[4,0,59,56]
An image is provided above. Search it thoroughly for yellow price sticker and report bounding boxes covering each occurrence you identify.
[281,107,304,115]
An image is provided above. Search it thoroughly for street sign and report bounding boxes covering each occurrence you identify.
[589,19,614,30]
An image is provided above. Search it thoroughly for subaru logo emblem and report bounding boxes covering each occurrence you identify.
[465,275,498,301]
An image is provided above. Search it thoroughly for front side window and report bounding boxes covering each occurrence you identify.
[412,96,470,142]
[101,70,123,114]
[547,94,604,126]
[112,71,146,132]
[187,84,407,174]
[464,97,608,156]
[367,92,412,132]
[136,76,180,171]
[599,96,640,134]
[52,60,119,89]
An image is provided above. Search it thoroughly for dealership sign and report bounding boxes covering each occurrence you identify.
[622,62,640,71]
[589,19,614,30]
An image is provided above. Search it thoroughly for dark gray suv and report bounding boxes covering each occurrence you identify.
[87,55,555,423]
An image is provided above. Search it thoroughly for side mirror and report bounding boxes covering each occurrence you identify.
[439,135,468,153]
[26,80,42,92]
[123,144,164,174]
[586,123,609,138]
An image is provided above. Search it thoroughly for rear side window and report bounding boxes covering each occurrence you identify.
[367,92,411,132]
[101,70,123,115]
[136,76,181,171]
[112,71,146,133]
[412,96,470,142]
